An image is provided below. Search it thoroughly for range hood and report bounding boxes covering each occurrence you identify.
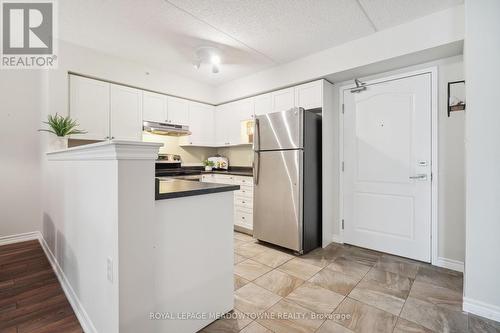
[143,121,191,137]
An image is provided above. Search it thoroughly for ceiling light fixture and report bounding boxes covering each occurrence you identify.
[194,46,222,74]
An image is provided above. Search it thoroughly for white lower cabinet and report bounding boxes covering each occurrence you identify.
[201,174,254,231]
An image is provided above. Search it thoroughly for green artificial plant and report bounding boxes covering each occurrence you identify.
[39,113,87,137]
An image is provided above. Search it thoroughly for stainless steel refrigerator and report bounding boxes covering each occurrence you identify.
[253,107,322,254]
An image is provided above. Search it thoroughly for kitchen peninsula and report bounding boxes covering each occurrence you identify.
[45,141,237,333]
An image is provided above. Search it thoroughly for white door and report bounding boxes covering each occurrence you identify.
[143,91,166,123]
[110,84,142,141]
[69,75,110,140]
[167,96,189,125]
[343,73,432,262]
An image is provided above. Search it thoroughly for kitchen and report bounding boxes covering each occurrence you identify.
[1,1,500,333]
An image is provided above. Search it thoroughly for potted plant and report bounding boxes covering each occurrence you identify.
[202,160,215,171]
[39,113,87,151]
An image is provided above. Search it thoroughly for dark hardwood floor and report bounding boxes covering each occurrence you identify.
[0,240,84,333]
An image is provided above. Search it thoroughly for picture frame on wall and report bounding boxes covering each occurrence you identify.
[448,80,466,117]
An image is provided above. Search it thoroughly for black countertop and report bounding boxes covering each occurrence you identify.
[178,166,253,177]
[202,170,253,177]
[155,178,240,200]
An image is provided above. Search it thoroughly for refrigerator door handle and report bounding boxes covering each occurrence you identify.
[253,151,260,185]
[253,118,260,152]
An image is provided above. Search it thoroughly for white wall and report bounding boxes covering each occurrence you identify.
[45,158,120,333]
[330,56,465,265]
[0,71,43,237]
[463,0,500,321]
[215,5,464,104]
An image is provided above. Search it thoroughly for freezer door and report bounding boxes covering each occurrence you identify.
[254,108,303,151]
[253,149,303,251]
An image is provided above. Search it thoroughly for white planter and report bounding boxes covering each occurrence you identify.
[49,136,68,151]
[205,166,213,171]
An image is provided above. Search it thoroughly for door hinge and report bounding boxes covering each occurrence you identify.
[430,173,433,181]
[342,104,345,114]
[341,219,345,230]
[341,161,344,172]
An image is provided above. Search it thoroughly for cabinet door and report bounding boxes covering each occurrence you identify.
[271,87,295,112]
[234,98,255,121]
[254,93,272,116]
[142,91,166,123]
[295,80,323,110]
[215,102,244,146]
[232,98,254,145]
[182,102,215,146]
[69,75,110,140]
[110,84,142,141]
[167,96,189,125]
[214,104,229,145]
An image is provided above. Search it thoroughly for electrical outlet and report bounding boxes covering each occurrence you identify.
[107,257,113,283]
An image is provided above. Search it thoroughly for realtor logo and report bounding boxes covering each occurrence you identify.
[1,0,57,68]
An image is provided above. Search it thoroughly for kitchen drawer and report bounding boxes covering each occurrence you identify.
[203,173,234,184]
[212,174,234,184]
[235,196,253,209]
[201,174,214,182]
[236,186,253,198]
[233,176,253,186]
[235,206,253,215]
[235,211,253,229]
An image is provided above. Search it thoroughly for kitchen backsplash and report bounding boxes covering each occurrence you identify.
[216,146,253,167]
[142,132,253,167]
[142,132,217,165]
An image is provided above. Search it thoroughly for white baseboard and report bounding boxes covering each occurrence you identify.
[0,231,39,246]
[434,257,464,272]
[463,297,500,322]
[0,231,97,333]
[331,234,344,244]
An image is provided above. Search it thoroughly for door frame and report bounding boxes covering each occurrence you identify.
[338,67,438,265]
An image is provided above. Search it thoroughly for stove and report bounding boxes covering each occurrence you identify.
[155,154,202,179]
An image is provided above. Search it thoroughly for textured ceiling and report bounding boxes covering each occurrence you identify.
[59,0,463,86]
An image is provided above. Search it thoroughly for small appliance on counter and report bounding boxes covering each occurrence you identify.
[208,155,229,170]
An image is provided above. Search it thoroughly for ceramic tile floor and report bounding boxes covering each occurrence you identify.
[200,232,500,333]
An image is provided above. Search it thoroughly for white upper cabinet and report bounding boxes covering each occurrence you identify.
[142,91,166,123]
[295,80,323,110]
[271,87,295,112]
[142,93,189,125]
[69,75,110,140]
[180,102,215,146]
[110,84,143,141]
[215,103,240,146]
[235,97,255,121]
[167,96,189,125]
[254,93,272,116]
[215,97,255,146]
